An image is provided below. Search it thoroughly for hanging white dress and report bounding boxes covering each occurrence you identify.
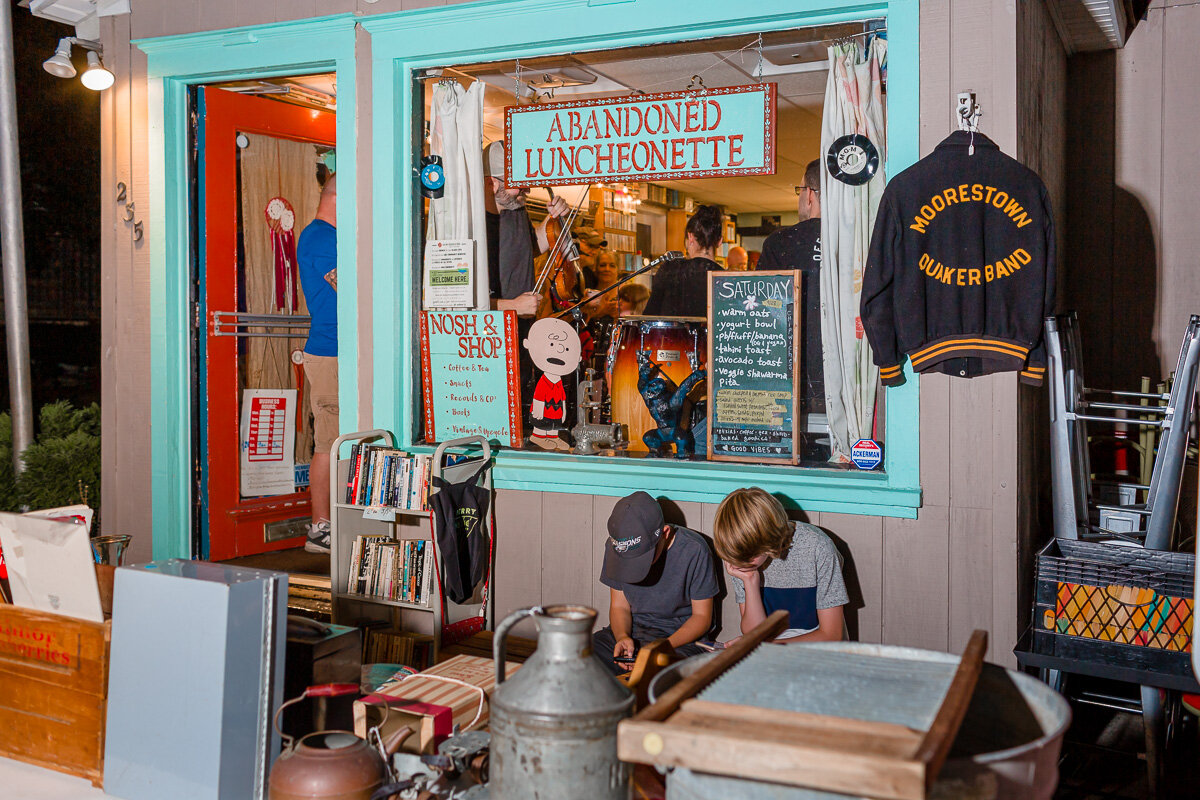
[427,81,488,309]
[819,38,888,461]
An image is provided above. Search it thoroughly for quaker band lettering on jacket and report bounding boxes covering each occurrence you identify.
[860,130,1056,387]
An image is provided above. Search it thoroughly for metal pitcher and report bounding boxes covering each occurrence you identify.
[490,605,634,800]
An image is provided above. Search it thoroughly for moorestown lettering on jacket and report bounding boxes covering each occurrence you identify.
[860,131,1056,387]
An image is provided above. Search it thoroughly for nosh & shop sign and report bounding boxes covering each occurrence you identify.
[504,83,776,187]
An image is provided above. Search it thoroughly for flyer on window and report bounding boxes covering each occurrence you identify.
[239,389,297,497]
[423,239,475,310]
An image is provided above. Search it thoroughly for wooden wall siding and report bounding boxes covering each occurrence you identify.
[99,15,154,563]
[1015,0,1066,636]
[355,26,376,431]
[1156,6,1200,373]
[1065,3,1200,387]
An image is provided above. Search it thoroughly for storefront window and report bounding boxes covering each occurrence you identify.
[362,0,921,514]
[411,25,890,472]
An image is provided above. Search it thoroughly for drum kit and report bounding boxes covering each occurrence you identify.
[605,316,706,453]
[541,251,708,457]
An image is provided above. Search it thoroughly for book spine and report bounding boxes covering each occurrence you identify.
[367,449,381,506]
[414,540,425,605]
[401,540,411,603]
[362,446,378,505]
[375,452,387,506]
[410,453,424,510]
[385,545,395,600]
[353,537,369,593]
[391,545,402,601]
[345,443,359,503]
[409,540,420,603]
[378,450,390,506]
[400,455,410,506]
[382,454,395,507]
[397,457,410,510]
[353,446,369,505]
[348,535,363,592]
[349,445,363,505]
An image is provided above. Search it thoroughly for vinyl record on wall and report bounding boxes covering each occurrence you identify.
[826,134,880,186]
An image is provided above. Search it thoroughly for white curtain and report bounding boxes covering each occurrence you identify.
[820,37,888,461]
[426,81,489,309]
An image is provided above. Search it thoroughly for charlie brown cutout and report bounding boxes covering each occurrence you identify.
[523,317,581,451]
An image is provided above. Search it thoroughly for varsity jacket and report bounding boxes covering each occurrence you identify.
[861,131,1056,387]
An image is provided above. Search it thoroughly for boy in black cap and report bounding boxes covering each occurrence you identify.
[593,491,720,675]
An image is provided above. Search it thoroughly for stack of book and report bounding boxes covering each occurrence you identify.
[363,629,434,670]
[348,534,434,606]
[344,445,432,510]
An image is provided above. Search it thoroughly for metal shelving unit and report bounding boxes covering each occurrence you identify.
[327,430,497,661]
[328,429,441,657]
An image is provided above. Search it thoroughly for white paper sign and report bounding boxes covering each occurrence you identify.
[423,239,476,309]
[0,505,101,622]
[240,389,297,497]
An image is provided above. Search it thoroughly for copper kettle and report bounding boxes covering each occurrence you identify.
[268,683,388,800]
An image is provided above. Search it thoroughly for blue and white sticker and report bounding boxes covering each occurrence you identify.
[851,439,883,470]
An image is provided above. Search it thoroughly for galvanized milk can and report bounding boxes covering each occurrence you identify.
[490,605,634,800]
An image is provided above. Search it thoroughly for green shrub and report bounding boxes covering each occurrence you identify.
[0,401,100,514]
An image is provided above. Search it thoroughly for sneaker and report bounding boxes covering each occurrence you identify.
[304,521,331,554]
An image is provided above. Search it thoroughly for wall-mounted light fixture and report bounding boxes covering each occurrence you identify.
[41,37,114,91]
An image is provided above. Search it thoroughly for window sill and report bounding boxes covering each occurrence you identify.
[408,445,921,517]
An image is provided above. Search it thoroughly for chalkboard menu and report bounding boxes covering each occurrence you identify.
[706,270,800,463]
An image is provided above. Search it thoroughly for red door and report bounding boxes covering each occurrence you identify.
[201,87,336,560]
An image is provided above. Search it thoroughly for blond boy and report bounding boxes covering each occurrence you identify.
[713,488,847,642]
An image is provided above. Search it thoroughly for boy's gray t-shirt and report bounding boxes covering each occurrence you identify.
[601,526,720,638]
[730,521,849,633]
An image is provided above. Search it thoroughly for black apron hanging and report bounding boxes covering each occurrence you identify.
[429,459,491,604]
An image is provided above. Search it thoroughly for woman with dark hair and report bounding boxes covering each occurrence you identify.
[643,204,724,317]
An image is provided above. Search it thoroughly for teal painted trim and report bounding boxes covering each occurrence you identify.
[140,16,358,558]
[364,0,920,516]
[136,14,358,76]
[877,0,921,494]
[149,79,191,561]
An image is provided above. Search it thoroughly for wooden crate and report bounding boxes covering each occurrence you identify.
[0,565,113,786]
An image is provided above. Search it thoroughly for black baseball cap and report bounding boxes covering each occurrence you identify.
[601,491,665,584]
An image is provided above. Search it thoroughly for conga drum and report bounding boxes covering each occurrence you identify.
[606,316,707,452]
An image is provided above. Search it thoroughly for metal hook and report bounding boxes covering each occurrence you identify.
[684,74,706,92]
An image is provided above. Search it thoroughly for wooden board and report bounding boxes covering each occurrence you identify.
[619,625,988,800]
[0,604,111,787]
[706,270,800,464]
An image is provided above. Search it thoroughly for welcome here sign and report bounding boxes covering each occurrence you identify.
[504,83,776,187]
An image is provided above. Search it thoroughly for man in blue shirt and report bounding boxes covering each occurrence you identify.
[298,174,338,553]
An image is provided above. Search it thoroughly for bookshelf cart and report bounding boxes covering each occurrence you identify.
[328,429,496,662]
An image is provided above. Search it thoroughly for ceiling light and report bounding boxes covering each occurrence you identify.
[42,38,76,79]
[81,51,114,91]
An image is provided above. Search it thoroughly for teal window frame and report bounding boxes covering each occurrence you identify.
[364,0,922,517]
[137,15,359,560]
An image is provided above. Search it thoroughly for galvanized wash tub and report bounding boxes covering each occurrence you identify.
[654,642,1071,800]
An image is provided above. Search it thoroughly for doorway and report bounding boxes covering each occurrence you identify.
[193,81,336,560]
